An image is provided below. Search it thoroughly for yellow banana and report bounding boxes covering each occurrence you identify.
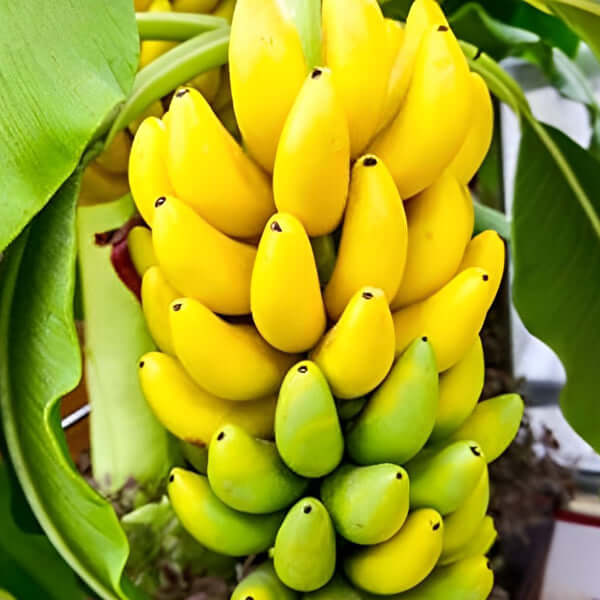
[139,0,177,69]
[172,0,220,11]
[447,73,494,185]
[188,67,222,104]
[167,87,274,238]
[324,155,408,320]
[167,468,284,556]
[229,0,307,172]
[430,337,484,443]
[447,393,524,462]
[138,352,276,444]
[311,287,395,399]
[391,173,474,309]
[370,23,472,198]
[441,516,497,566]
[441,469,489,563]
[152,195,256,315]
[95,130,131,175]
[170,297,298,401]
[393,267,492,371]
[232,562,298,600]
[251,213,326,353]
[385,19,405,64]
[127,100,164,135]
[128,116,173,226]
[78,163,129,206]
[322,0,389,157]
[212,0,236,23]
[128,226,157,277]
[141,266,179,355]
[273,67,350,237]
[458,230,505,302]
[389,555,494,600]
[379,0,448,129]
[344,508,444,595]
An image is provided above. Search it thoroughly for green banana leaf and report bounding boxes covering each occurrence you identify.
[0,0,138,253]
[0,174,147,600]
[0,461,90,599]
[464,45,600,453]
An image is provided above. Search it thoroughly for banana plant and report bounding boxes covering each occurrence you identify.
[0,0,599,598]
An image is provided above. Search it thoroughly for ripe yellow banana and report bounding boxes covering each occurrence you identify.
[128,117,173,226]
[379,0,448,130]
[447,73,494,185]
[322,0,389,157]
[172,0,220,11]
[138,352,276,444]
[169,297,298,401]
[78,163,129,206]
[389,555,494,600]
[229,0,307,172]
[393,267,492,371]
[273,67,350,237]
[168,468,284,556]
[324,155,408,320]
[188,67,222,104]
[391,173,474,309]
[139,0,177,69]
[429,336,484,443]
[458,230,505,302]
[232,562,298,600]
[447,393,524,462]
[167,87,274,238]
[384,19,405,65]
[441,469,489,563]
[152,195,256,315]
[127,100,164,136]
[442,516,497,566]
[95,130,131,175]
[141,266,179,355]
[212,0,236,23]
[370,23,472,199]
[344,508,444,595]
[251,213,326,353]
[128,226,156,277]
[312,287,395,399]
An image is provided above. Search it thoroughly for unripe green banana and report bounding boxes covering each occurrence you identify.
[406,440,486,515]
[381,555,494,600]
[346,337,438,465]
[311,287,395,399]
[167,468,284,556]
[447,393,524,463]
[441,469,489,563]
[231,561,299,600]
[441,516,497,566]
[320,463,409,545]
[429,337,484,443]
[207,423,308,514]
[344,508,443,595]
[302,574,362,599]
[276,361,344,478]
[273,498,336,592]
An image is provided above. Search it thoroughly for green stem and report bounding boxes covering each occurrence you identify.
[106,27,230,145]
[474,201,511,241]
[136,12,228,41]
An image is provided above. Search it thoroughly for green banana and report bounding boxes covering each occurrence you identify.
[167,468,284,557]
[207,424,308,514]
[447,393,524,463]
[276,361,344,478]
[302,573,362,599]
[320,463,409,545]
[441,469,489,563]
[273,498,337,592]
[231,561,299,600]
[441,516,497,566]
[347,337,438,465]
[344,508,443,595]
[406,440,486,515]
[336,397,367,421]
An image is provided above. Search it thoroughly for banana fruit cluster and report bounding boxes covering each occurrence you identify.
[126,0,523,597]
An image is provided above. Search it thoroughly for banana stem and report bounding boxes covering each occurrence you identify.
[106,27,230,146]
[136,12,228,41]
[473,201,511,241]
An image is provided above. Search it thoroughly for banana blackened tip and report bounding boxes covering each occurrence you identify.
[470,445,482,457]
[298,365,308,373]
[172,302,183,312]
[362,291,374,300]
[175,88,189,98]
[168,474,174,483]
[139,360,145,368]
[432,521,441,530]
[155,196,166,208]
[363,156,377,167]
[311,68,323,79]
[482,274,489,281]
[303,504,312,514]
[270,220,282,232]
[437,25,449,32]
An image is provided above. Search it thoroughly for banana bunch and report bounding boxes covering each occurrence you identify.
[126,0,523,597]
